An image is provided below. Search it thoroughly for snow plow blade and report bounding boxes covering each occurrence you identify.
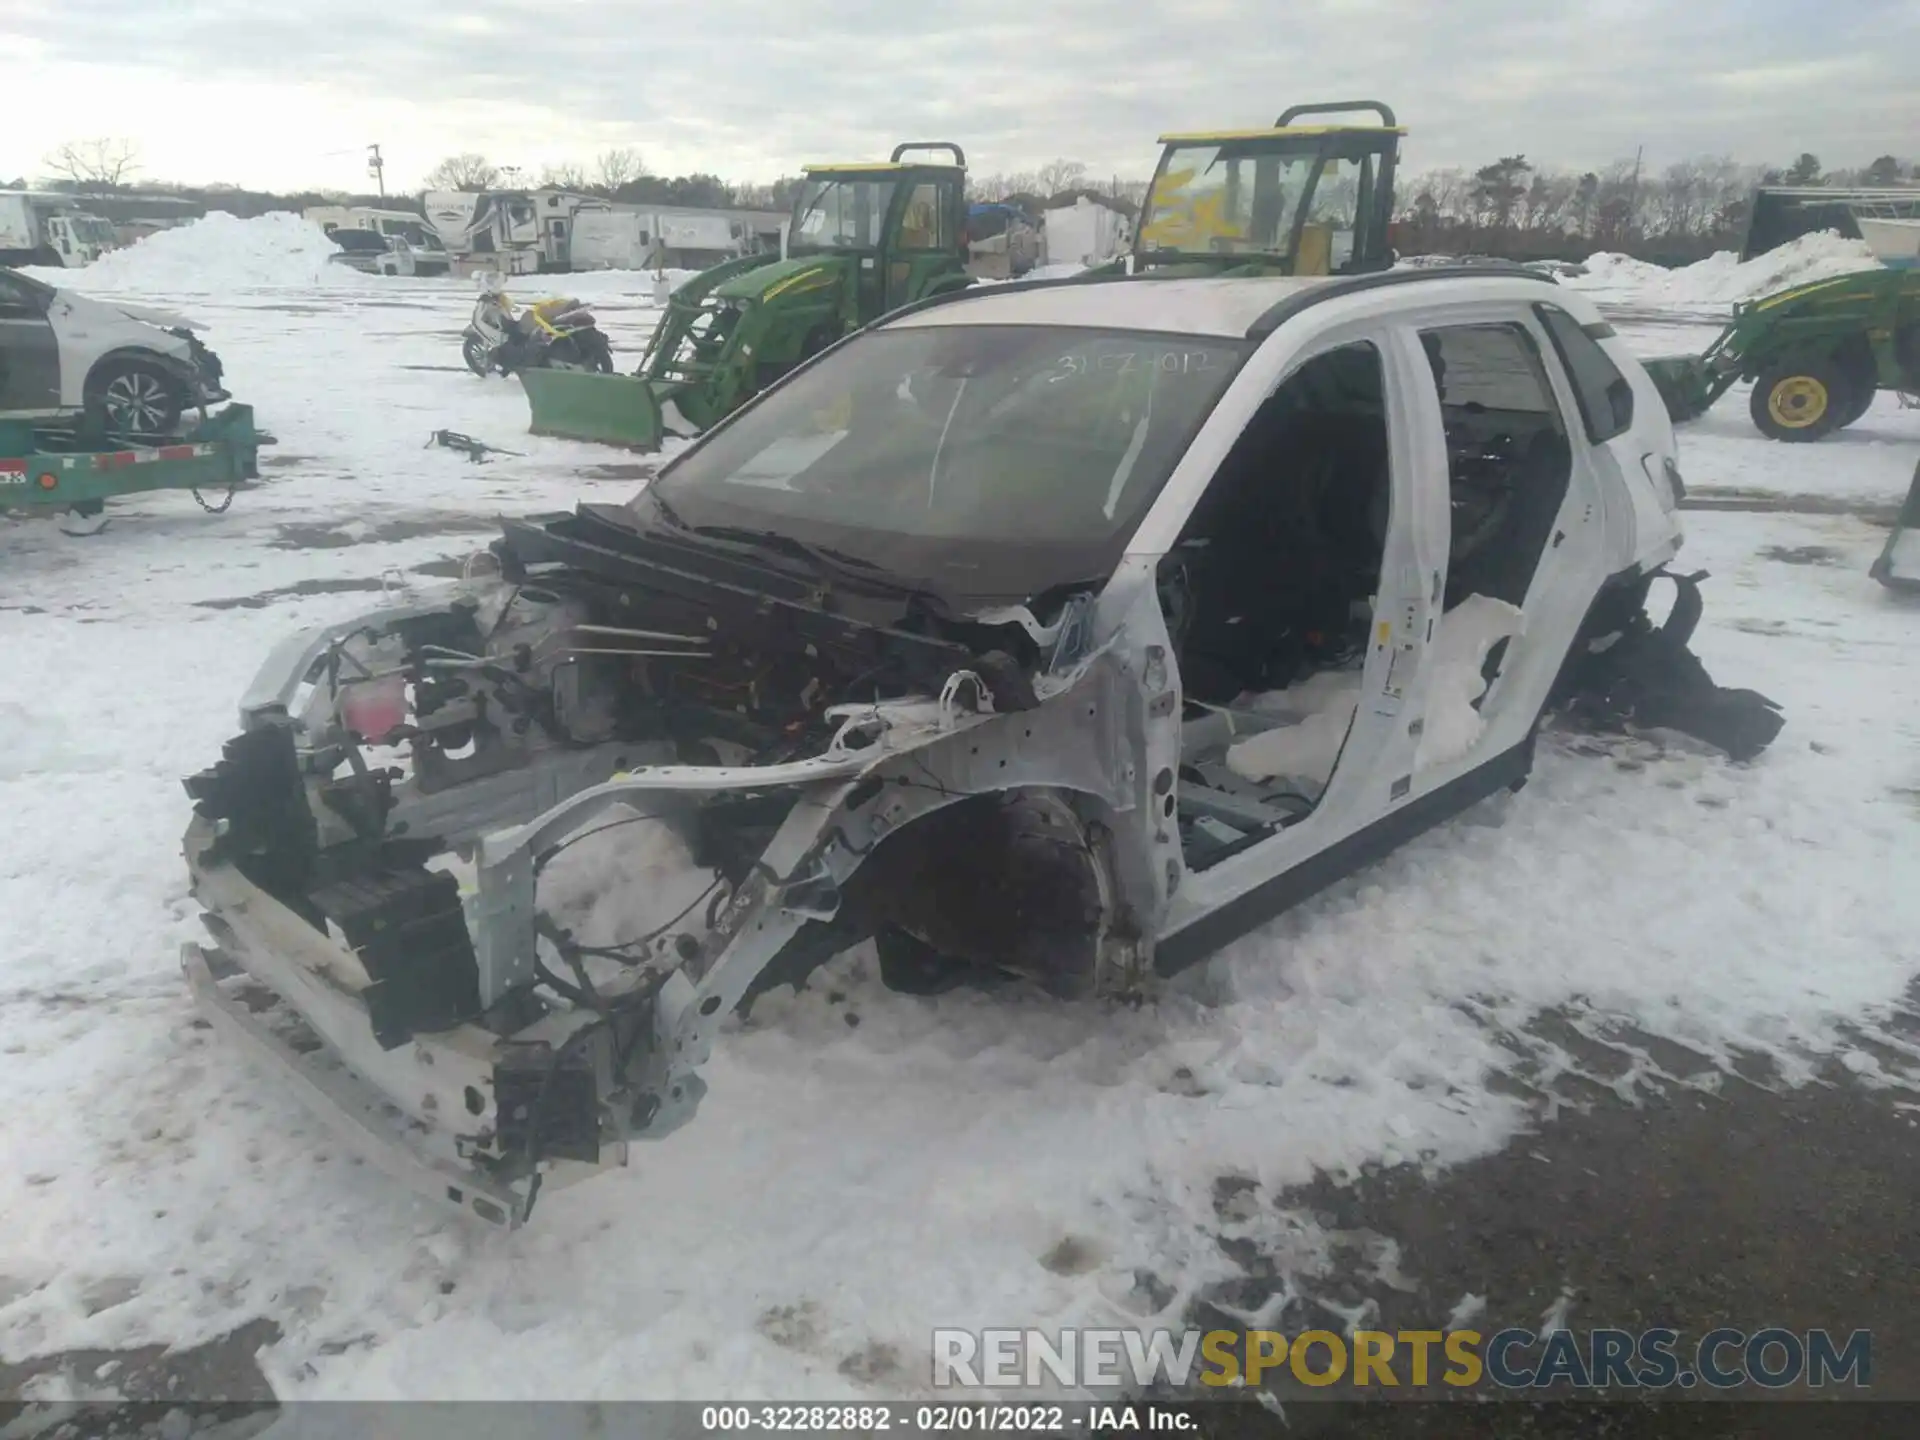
[520,368,667,450]
[1642,354,1719,424]
[1870,454,1920,593]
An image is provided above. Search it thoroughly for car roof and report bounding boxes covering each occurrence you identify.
[883,266,1567,341]
[886,277,1335,339]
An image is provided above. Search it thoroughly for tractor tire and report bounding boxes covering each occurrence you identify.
[1896,325,1920,385]
[1830,380,1877,431]
[86,357,186,439]
[1750,356,1853,443]
[1827,341,1879,431]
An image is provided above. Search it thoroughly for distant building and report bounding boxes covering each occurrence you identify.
[426,187,788,274]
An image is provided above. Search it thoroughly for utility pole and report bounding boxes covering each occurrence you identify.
[367,144,386,199]
[1629,144,1643,240]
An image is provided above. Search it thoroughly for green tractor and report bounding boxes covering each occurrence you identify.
[521,143,974,449]
[1642,267,1920,441]
[1088,100,1405,279]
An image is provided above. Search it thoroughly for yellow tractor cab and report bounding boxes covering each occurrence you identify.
[1126,100,1404,278]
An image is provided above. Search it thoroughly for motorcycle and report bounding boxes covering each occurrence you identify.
[461,277,614,377]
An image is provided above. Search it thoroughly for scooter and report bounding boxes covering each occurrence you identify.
[461,277,613,377]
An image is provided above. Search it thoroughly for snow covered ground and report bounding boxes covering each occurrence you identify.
[3,223,1918,1403]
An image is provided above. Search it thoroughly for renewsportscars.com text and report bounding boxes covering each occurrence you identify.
[932,1327,1872,1391]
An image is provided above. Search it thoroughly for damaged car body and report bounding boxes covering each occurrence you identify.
[184,266,1767,1225]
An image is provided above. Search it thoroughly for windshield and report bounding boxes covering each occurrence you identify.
[1139,143,1364,263]
[642,323,1250,603]
[75,218,115,242]
[790,178,897,250]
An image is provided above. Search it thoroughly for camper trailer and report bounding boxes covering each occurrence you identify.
[568,207,652,270]
[1041,195,1133,268]
[423,189,593,274]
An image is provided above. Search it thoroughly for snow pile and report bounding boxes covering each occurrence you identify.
[1568,231,1881,308]
[1413,595,1526,769]
[1569,252,1671,291]
[40,211,356,293]
[1227,671,1364,786]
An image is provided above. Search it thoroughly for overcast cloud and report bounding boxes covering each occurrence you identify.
[4,0,1915,190]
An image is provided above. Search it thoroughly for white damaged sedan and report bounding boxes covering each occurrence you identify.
[181,265,1776,1225]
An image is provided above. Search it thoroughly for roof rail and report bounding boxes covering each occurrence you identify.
[890,142,967,168]
[863,261,1558,341]
[1245,262,1557,337]
[860,270,1133,333]
[1276,99,1398,128]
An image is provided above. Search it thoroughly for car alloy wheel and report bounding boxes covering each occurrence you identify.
[102,370,176,435]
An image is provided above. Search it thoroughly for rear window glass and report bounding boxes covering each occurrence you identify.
[1535,303,1634,442]
[1419,323,1559,417]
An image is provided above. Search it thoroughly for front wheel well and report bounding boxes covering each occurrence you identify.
[839,785,1135,1000]
[84,347,193,393]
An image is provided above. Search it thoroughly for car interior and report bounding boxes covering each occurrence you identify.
[1420,322,1574,704]
[1162,324,1575,870]
[1161,341,1392,868]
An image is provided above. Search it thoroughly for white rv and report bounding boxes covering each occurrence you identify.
[422,189,592,274]
[569,207,653,270]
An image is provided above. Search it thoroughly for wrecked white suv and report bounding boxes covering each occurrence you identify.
[184,266,1747,1226]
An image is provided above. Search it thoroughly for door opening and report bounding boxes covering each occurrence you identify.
[1160,341,1392,869]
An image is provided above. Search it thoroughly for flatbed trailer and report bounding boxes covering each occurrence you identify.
[1,404,273,530]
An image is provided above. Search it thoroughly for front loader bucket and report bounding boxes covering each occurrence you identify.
[1641,354,1719,424]
[520,369,666,451]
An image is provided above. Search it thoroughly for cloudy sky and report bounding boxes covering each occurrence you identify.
[4,0,1915,191]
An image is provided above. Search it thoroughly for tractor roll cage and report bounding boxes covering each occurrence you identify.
[1133,101,1403,275]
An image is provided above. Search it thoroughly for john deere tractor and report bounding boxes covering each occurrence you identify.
[1642,267,1920,441]
[1088,100,1405,280]
[521,143,973,449]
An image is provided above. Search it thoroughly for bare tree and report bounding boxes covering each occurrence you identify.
[541,162,589,191]
[597,147,645,191]
[1591,160,1643,248]
[424,153,501,192]
[1397,167,1469,222]
[1570,172,1600,234]
[42,138,141,190]
[969,171,1042,203]
[1654,159,1707,237]
[1035,159,1088,198]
